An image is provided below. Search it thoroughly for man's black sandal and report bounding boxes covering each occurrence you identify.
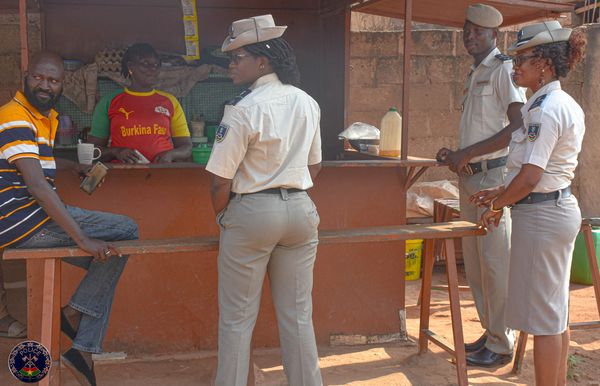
[60,308,77,341]
[61,348,97,386]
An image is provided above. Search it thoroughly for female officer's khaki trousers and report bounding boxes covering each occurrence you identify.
[215,190,323,386]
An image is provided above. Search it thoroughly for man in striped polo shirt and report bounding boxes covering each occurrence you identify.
[0,52,138,385]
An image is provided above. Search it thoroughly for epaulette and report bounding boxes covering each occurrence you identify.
[528,94,548,111]
[495,53,512,62]
[225,89,251,106]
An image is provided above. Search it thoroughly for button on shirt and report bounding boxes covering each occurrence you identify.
[459,48,527,163]
[505,81,585,193]
[206,73,322,194]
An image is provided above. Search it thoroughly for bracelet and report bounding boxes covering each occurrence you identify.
[489,198,503,213]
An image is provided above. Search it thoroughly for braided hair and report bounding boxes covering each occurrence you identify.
[121,43,159,78]
[243,38,301,86]
[533,29,587,78]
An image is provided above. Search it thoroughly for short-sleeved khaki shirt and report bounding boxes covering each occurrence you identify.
[206,73,322,193]
[505,81,585,193]
[459,48,527,162]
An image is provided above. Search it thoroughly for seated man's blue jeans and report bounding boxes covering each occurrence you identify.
[14,205,138,354]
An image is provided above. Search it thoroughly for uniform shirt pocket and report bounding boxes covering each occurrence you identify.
[473,83,494,96]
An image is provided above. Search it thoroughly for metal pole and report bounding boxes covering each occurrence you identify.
[19,0,29,76]
[401,0,413,160]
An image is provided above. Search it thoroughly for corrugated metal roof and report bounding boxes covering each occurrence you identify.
[351,0,575,27]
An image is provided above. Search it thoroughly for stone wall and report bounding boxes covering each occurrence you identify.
[573,24,600,216]
[348,25,598,212]
[348,29,520,181]
[0,12,42,105]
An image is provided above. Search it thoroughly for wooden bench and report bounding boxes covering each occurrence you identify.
[2,221,484,386]
[512,218,600,374]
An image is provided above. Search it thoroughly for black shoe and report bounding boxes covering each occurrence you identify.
[60,308,77,341]
[466,347,513,368]
[61,348,97,386]
[464,334,487,353]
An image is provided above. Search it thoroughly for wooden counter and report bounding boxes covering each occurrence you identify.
[26,159,438,355]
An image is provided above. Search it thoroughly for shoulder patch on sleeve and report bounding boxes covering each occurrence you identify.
[495,53,512,62]
[225,89,251,106]
[215,123,230,143]
[527,123,541,142]
[528,94,548,111]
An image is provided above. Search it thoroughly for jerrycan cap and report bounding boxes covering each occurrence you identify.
[389,107,398,112]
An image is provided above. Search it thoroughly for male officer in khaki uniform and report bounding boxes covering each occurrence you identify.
[437,3,526,367]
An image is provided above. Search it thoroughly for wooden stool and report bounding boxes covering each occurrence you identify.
[417,199,468,307]
[433,198,461,263]
[420,235,476,386]
[512,218,600,374]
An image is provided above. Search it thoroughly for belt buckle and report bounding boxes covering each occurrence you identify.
[481,159,488,173]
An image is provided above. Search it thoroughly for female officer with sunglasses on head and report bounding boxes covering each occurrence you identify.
[472,21,587,385]
[205,14,322,386]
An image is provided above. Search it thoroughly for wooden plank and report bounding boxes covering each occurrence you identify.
[418,239,435,354]
[444,239,468,386]
[575,2,600,14]
[39,259,60,386]
[582,224,600,318]
[512,331,528,374]
[3,237,220,260]
[423,329,455,356]
[569,321,600,330]
[319,221,485,245]
[3,221,484,260]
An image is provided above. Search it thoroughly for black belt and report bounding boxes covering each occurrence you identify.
[467,156,508,174]
[230,188,305,198]
[515,186,571,205]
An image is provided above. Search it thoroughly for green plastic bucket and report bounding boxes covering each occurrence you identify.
[192,145,212,165]
[570,228,600,285]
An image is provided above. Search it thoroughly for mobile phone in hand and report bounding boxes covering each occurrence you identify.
[133,149,150,164]
[79,162,108,195]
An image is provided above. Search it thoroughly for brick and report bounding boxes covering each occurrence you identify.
[0,55,21,87]
[346,110,385,129]
[350,32,400,57]
[0,89,15,104]
[0,25,20,55]
[405,111,430,137]
[349,57,376,87]
[409,83,453,112]
[407,56,432,84]
[375,58,402,85]
[562,83,584,102]
[426,56,461,84]
[412,30,457,56]
[407,136,457,159]
[348,85,402,113]
[428,111,462,138]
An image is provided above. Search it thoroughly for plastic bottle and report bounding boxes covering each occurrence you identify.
[379,107,402,157]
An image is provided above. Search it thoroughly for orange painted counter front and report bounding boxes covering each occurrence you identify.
[27,161,419,355]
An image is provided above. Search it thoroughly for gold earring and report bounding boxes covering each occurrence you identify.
[538,68,545,87]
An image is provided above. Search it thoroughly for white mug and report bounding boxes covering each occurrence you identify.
[77,143,102,165]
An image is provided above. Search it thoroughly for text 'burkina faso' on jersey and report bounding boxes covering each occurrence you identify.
[0,92,57,248]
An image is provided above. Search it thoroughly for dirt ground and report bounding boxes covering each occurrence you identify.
[0,269,599,386]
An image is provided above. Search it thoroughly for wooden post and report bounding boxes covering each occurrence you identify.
[19,0,29,77]
[418,238,435,354]
[38,259,61,386]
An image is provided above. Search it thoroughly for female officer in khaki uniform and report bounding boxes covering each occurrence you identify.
[205,14,323,386]
[473,21,587,385]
